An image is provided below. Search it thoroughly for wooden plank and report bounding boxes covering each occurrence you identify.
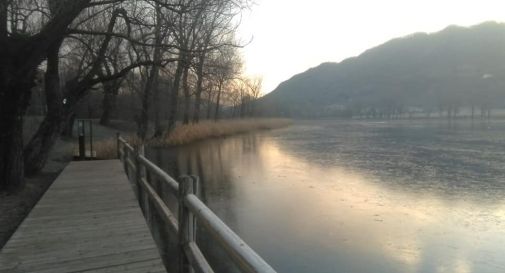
[0,160,166,273]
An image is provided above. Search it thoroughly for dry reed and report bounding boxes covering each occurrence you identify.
[153,118,291,147]
[93,118,291,159]
[94,134,141,160]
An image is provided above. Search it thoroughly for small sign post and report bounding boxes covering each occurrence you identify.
[76,119,94,160]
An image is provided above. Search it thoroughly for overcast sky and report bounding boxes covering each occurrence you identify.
[237,0,505,94]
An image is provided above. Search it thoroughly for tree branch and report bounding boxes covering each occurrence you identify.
[90,58,179,85]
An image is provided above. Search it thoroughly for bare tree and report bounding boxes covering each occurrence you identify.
[23,5,150,175]
[191,0,244,123]
[243,76,262,116]
[208,45,242,120]
[1,0,252,192]
[1,0,94,191]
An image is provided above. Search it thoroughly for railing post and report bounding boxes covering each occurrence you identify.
[134,144,145,203]
[189,175,199,242]
[144,169,152,225]
[78,119,86,160]
[178,176,194,273]
[123,147,128,178]
[89,120,93,158]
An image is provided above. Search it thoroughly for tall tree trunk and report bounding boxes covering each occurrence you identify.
[99,81,119,126]
[239,95,247,118]
[62,112,76,137]
[0,1,92,192]
[138,68,151,140]
[24,41,63,175]
[152,80,163,137]
[0,69,35,191]
[151,2,164,137]
[138,7,162,140]
[206,88,213,120]
[25,81,91,175]
[214,81,223,121]
[192,54,205,123]
[182,65,191,124]
[0,94,28,192]
[0,41,38,191]
[99,88,113,125]
[167,55,186,133]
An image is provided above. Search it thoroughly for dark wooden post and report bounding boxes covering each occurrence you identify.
[134,145,145,204]
[178,176,194,273]
[88,120,93,158]
[189,175,199,241]
[145,170,153,226]
[78,120,85,160]
[123,147,128,177]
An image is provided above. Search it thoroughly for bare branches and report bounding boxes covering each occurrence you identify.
[87,0,126,7]
[90,58,177,85]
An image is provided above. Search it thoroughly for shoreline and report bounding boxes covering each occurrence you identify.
[94,118,292,159]
[152,118,292,147]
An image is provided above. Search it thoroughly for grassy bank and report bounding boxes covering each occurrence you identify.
[94,118,291,159]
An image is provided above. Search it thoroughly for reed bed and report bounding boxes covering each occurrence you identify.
[154,118,291,147]
[93,118,291,159]
[94,134,141,160]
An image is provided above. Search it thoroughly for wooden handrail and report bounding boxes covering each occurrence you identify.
[185,194,277,273]
[138,155,179,194]
[116,134,277,273]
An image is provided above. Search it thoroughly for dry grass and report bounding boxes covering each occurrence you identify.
[153,118,291,146]
[93,118,291,159]
[93,138,118,160]
[94,134,141,160]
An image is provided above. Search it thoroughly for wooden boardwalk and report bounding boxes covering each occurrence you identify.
[0,160,166,273]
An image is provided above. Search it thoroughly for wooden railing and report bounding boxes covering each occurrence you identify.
[117,135,277,273]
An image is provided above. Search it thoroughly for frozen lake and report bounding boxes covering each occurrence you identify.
[150,119,505,273]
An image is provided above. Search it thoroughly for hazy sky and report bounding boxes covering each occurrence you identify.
[237,0,505,94]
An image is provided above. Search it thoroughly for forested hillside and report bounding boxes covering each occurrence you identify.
[260,22,505,118]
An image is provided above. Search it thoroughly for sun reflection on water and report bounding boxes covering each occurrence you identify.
[250,136,505,273]
[153,121,505,273]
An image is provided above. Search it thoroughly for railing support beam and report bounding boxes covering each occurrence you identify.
[178,176,195,273]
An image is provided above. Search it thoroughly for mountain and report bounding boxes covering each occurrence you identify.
[258,22,505,118]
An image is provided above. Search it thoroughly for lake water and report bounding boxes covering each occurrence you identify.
[148,120,505,273]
